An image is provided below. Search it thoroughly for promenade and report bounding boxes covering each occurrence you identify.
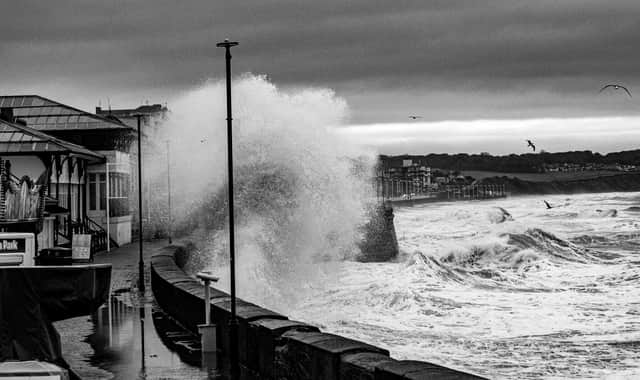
[53,240,210,380]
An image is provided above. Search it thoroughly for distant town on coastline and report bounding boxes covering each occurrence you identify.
[378,150,640,200]
[381,150,640,175]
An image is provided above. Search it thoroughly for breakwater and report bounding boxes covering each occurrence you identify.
[151,246,487,380]
[357,203,398,262]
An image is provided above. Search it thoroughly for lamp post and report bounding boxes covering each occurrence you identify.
[106,161,111,253]
[136,114,145,293]
[216,38,239,380]
[166,140,172,244]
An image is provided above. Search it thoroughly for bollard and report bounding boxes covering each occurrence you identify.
[197,271,220,354]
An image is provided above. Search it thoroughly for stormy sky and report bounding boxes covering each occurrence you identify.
[2,1,640,154]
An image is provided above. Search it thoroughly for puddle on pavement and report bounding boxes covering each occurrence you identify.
[58,289,219,379]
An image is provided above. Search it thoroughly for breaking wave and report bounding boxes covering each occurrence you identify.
[402,227,614,290]
[290,193,640,380]
[487,207,513,224]
[146,74,377,311]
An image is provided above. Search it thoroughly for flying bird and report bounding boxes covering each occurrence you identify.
[544,200,553,209]
[599,84,632,98]
[408,115,423,120]
[526,139,536,152]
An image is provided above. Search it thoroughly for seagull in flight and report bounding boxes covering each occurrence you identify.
[599,84,632,98]
[544,200,553,209]
[408,115,423,120]
[526,139,536,152]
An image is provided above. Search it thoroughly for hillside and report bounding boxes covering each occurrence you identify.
[478,172,640,195]
[462,170,623,183]
[381,149,640,173]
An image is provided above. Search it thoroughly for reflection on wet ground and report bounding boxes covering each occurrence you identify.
[56,289,217,379]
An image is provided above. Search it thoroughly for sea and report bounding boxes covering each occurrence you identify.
[282,192,640,380]
[141,76,639,379]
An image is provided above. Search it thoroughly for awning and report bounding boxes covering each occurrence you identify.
[0,118,104,162]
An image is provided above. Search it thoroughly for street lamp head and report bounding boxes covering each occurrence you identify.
[216,39,239,48]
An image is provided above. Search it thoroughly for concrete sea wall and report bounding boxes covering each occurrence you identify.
[151,246,487,379]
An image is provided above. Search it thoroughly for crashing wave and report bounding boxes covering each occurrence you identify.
[144,75,378,310]
[487,207,513,224]
[505,228,597,263]
[403,227,607,288]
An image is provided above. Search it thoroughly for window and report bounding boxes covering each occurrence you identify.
[88,173,107,211]
[106,173,130,199]
[89,174,96,210]
[99,174,106,210]
[88,171,130,214]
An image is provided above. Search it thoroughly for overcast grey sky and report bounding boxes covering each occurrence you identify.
[2,1,640,153]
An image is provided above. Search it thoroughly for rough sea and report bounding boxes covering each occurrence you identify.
[146,76,640,379]
[286,192,640,379]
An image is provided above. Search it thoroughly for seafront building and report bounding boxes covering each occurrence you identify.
[0,115,106,254]
[0,95,142,252]
[379,155,432,190]
[96,103,168,128]
[96,103,169,239]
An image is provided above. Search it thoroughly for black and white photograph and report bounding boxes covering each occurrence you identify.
[0,1,639,379]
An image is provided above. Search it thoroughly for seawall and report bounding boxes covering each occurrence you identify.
[151,246,487,379]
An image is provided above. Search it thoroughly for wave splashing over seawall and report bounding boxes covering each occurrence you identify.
[146,75,376,311]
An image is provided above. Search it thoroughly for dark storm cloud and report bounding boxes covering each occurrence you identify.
[2,0,640,122]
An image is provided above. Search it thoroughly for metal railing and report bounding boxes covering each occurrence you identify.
[56,215,117,254]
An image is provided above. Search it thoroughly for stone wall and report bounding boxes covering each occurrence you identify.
[150,246,487,379]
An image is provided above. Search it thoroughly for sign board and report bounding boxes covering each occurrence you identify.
[72,234,92,261]
[0,238,25,253]
[0,233,35,266]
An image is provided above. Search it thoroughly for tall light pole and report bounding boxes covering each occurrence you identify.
[166,139,172,244]
[136,114,145,293]
[216,38,239,380]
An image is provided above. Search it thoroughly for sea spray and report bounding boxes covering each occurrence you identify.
[143,74,377,312]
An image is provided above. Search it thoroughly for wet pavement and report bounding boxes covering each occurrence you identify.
[54,240,214,380]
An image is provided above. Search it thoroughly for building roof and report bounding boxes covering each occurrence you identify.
[0,118,105,162]
[0,95,132,131]
[96,104,167,118]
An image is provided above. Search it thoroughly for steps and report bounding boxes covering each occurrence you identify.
[56,215,119,255]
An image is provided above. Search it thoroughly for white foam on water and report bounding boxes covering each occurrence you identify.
[146,74,377,311]
[288,192,640,379]
[145,76,640,379]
